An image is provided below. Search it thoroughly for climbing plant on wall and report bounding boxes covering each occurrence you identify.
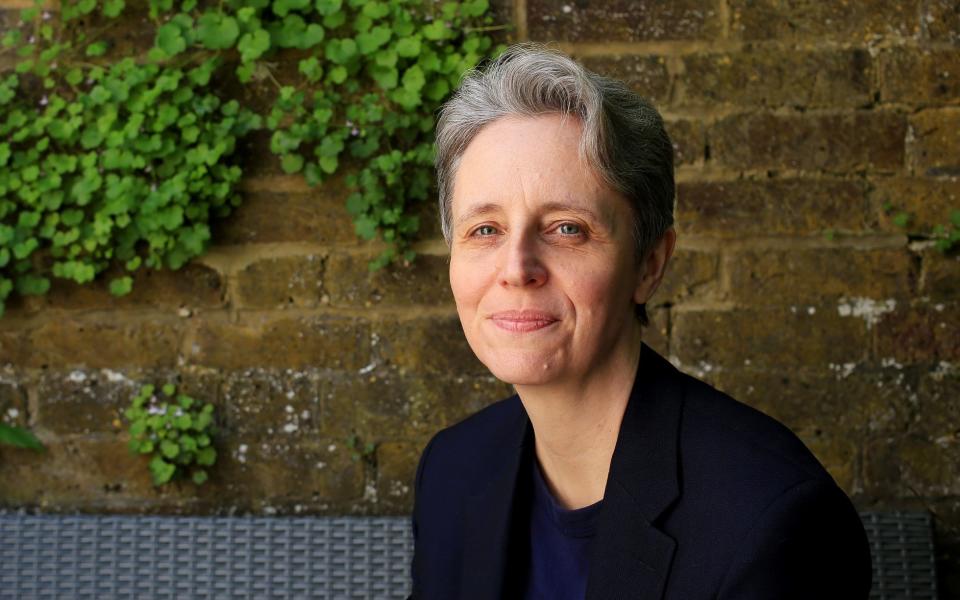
[0,0,506,317]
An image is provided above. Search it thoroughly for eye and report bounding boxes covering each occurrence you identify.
[473,225,498,236]
[558,222,581,235]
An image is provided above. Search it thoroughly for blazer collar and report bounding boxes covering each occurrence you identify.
[460,343,684,600]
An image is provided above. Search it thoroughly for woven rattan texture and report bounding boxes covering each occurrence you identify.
[0,511,940,599]
[0,515,413,599]
[861,511,939,600]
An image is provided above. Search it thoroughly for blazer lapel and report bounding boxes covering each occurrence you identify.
[457,344,684,600]
[585,343,684,600]
[459,399,533,600]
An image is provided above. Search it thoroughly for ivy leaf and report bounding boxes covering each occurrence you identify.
[109,276,133,296]
[328,65,347,84]
[422,21,450,40]
[361,1,390,19]
[300,24,325,49]
[86,41,109,57]
[149,456,176,485]
[315,0,342,16]
[325,38,357,64]
[156,22,187,56]
[192,470,208,484]
[102,0,125,18]
[356,25,391,55]
[238,29,270,62]
[0,424,44,451]
[354,216,378,240]
[298,57,323,82]
[281,153,304,173]
[272,0,310,17]
[196,446,216,466]
[395,35,421,58]
[402,64,425,93]
[15,274,50,296]
[370,64,397,90]
[197,12,239,50]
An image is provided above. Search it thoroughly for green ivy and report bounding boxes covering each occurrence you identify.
[0,423,44,451]
[124,382,217,486]
[883,202,960,253]
[0,0,507,316]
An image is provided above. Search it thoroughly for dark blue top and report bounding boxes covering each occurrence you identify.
[521,456,603,600]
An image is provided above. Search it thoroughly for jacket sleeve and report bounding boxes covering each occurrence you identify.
[407,432,440,600]
[716,477,873,599]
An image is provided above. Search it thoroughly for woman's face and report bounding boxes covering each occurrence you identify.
[448,114,646,387]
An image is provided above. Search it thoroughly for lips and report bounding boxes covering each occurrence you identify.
[488,310,560,333]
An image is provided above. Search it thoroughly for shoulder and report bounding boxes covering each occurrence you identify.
[414,393,525,496]
[675,369,834,488]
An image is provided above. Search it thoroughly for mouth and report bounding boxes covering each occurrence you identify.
[488,310,560,333]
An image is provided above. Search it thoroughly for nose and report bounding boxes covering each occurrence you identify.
[498,230,547,288]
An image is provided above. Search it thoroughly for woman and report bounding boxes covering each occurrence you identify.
[408,42,872,599]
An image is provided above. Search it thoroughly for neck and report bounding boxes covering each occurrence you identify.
[515,326,644,510]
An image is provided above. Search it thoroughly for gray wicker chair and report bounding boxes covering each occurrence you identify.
[0,511,938,599]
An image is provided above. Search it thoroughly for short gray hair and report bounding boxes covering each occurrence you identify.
[434,42,675,325]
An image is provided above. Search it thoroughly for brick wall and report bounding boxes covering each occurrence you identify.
[1,0,958,593]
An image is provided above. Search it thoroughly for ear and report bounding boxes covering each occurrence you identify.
[633,228,677,305]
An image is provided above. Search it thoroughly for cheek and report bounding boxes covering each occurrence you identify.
[448,256,484,314]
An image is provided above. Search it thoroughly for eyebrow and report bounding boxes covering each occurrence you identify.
[453,201,603,229]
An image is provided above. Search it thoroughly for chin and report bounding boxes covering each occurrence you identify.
[476,348,565,387]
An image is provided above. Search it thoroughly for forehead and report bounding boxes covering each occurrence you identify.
[451,114,616,218]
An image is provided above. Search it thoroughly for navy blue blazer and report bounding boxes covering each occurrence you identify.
[408,343,872,599]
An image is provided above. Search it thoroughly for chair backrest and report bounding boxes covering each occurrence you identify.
[0,510,939,599]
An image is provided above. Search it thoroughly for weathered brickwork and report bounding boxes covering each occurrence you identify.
[1,0,958,593]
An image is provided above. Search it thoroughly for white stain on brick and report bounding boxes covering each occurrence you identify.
[837,297,896,328]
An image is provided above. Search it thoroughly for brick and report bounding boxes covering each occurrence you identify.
[216,437,365,509]
[0,328,29,365]
[325,252,452,307]
[36,366,220,436]
[35,262,225,311]
[671,307,871,369]
[916,367,960,439]
[528,0,719,43]
[727,248,915,306]
[27,318,181,369]
[220,368,320,438]
[653,248,720,305]
[880,48,960,106]
[642,306,670,358]
[864,434,960,497]
[711,112,906,172]
[714,365,917,437]
[375,440,422,513]
[0,366,27,427]
[921,248,960,301]
[211,181,357,246]
[907,109,960,175]
[0,435,206,512]
[189,315,370,370]
[875,302,960,363]
[869,177,960,233]
[676,178,872,236]
[234,254,324,309]
[665,118,705,166]
[680,49,873,109]
[35,369,135,435]
[794,430,858,493]
[372,315,489,376]
[927,0,960,44]
[578,54,671,105]
[319,372,509,440]
[729,0,922,42]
